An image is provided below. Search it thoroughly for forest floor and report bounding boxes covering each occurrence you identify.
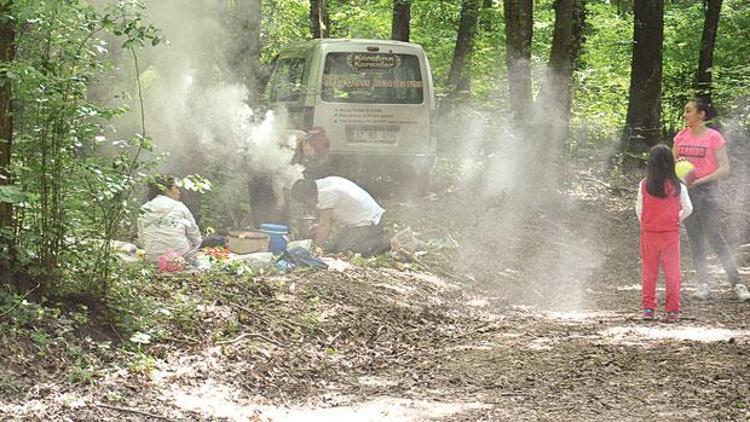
[1,159,749,421]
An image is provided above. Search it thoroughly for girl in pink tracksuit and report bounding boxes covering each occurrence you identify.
[636,145,693,321]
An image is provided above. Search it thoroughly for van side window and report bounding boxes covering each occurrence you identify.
[321,53,423,104]
[268,58,306,102]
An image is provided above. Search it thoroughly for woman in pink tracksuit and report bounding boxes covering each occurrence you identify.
[636,145,692,322]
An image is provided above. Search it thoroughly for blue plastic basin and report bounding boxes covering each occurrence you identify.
[260,223,288,253]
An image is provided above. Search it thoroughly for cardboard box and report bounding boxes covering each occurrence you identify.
[227,231,269,254]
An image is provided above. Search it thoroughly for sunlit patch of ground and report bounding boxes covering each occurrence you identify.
[601,325,750,344]
[446,342,495,352]
[616,283,642,291]
[171,379,262,421]
[510,305,536,313]
[465,297,489,307]
[408,272,457,290]
[527,337,554,350]
[0,390,87,416]
[170,379,488,421]
[615,283,741,295]
[543,310,621,321]
[371,281,415,296]
[357,376,399,387]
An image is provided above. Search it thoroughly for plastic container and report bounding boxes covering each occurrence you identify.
[260,223,289,254]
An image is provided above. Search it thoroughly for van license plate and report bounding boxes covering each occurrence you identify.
[346,125,399,145]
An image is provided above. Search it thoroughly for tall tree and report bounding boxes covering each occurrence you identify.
[226,0,263,102]
[391,0,411,42]
[696,0,723,98]
[310,0,329,38]
[535,0,586,160]
[441,0,481,114]
[0,1,14,234]
[623,0,664,151]
[504,0,533,123]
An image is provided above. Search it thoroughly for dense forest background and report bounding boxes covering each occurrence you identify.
[1,0,749,298]
[260,0,749,145]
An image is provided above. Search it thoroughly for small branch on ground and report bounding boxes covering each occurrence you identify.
[94,403,169,420]
[216,331,285,347]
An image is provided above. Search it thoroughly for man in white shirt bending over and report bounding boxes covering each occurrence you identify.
[291,176,391,256]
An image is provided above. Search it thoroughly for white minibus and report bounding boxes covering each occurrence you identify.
[266,39,436,185]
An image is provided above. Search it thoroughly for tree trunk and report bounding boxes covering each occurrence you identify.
[310,0,329,38]
[0,3,14,286]
[623,0,664,151]
[536,0,586,161]
[546,0,586,101]
[0,3,14,231]
[227,0,263,102]
[391,0,411,42]
[504,0,533,123]
[441,0,481,114]
[696,0,722,98]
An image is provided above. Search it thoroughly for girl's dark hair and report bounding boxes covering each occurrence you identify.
[693,96,722,131]
[646,145,681,198]
[147,175,176,200]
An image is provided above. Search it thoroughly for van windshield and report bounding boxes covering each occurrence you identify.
[321,52,424,104]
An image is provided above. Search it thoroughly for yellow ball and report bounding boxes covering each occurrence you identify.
[675,160,695,182]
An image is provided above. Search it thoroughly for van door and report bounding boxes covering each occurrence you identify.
[314,49,433,166]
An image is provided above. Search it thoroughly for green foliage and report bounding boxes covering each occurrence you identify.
[662,1,705,131]
[704,2,750,123]
[260,0,311,63]
[68,364,94,385]
[328,0,391,39]
[411,0,462,98]
[569,2,632,152]
[351,252,393,269]
[0,292,42,329]
[4,0,162,295]
[470,3,506,107]
[128,350,156,377]
[0,185,34,205]
[0,372,22,395]
[661,0,749,132]
[0,287,107,383]
[104,263,159,335]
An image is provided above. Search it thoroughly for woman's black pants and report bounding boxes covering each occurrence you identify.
[684,182,740,287]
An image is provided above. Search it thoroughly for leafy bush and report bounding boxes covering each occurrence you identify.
[3,1,162,295]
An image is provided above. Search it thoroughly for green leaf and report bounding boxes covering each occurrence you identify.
[0,185,30,204]
[129,332,151,344]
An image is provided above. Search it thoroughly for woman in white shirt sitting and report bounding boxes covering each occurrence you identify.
[137,176,202,263]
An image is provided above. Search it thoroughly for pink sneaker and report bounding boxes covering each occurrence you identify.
[665,312,680,323]
[642,308,655,320]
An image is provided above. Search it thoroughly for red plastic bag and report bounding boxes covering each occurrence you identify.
[158,250,185,273]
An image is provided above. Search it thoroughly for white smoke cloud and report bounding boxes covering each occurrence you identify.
[90,0,300,228]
